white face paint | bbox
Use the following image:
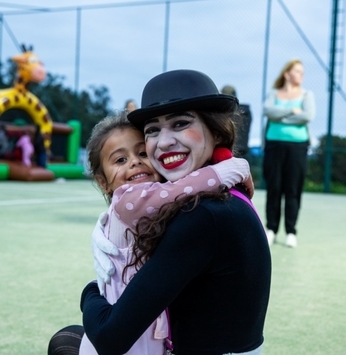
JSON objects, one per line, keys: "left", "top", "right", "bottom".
{"left": 144, "top": 111, "right": 216, "bottom": 182}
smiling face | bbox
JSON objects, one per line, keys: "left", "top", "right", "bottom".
{"left": 96, "top": 127, "right": 162, "bottom": 194}
{"left": 143, "top": 111, "right": 217, "bottom": 182}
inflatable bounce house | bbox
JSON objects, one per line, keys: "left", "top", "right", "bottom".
{"left": 0, "top": 46, "right": 84, "bottom": 181}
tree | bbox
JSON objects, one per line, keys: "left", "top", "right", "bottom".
{"left": 32, "top": 75, "right": 112, "bottom": 146}
{"left": 307, "top": 134, "right": 346, "bottom": 185}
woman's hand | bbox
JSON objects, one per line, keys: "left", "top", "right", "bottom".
{"left": 92, "top": 212, "right": 119, "bottom": 295}
{"left": 292, "top": 107, "right": 302, "bottom": 114}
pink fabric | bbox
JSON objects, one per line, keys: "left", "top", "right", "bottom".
{"left": 230, "top": 188, "right": 261, "bottom": 219}
{"left": 113, "top": 166, "right": 222, "bottom": 228}
{"left": 80, "top": 217, "right": 167, "bottom": 355}
{"left": 16, "top": 135, "right": 34, "bottom": 166}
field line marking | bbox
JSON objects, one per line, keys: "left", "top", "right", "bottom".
{"left": 0, "top": 196, "right": 100, "bottom": 206}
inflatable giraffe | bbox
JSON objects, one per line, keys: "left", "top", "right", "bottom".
{"left": 0, "top": 46, "right": 53, "bottom": 148}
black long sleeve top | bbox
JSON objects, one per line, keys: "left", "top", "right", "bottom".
{"left": 81, "top": 192, "right": 271, "bottom": 355}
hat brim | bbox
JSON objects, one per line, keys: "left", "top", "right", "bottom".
{"left": 127, "top": 94, "right": 238, "bottom": 130}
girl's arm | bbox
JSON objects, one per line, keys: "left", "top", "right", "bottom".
{"left": 112, "top": 157, "right": 251, "bottom": 228}
{"left": 91, "top": 158, "right": 252, "bottom": 292}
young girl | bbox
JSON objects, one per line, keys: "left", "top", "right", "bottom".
{"left": 16, "top": 131, "right": 34, "bottom": 166}
{"left": 80, "top": 112, "right": 252, "bottom": 355}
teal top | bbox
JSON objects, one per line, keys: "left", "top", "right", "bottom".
{"left": 266, "top": 97, "right": 308, "bottom": 142}
{"left": 263, "top": 89, "right": 316, "bottom": 143}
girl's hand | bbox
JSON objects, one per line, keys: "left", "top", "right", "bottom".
{"left": 242, "top": 174, "right": 254, "bottom": 199}
{"left": 92, "top": 212, "right": 119, "bottom": 295}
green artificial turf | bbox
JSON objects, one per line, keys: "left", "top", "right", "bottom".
{"left": 252, "top": 191, "right": 346, "bottom": 354}
{"left": 0, "top": 180, "right": 104, "bottom": 354}
{"left": 0, "top": 181, "right": 345, "bottom": 354}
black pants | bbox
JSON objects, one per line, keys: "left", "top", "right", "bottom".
{"left": 47, "top": 325, "right": 84, "bottom": 355}
{"left": 263, "top": 140, "right": 308, "bottom": 235}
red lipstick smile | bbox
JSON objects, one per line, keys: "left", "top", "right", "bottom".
{"left": 159, "top": 152, "right": 188, "bottom": 170}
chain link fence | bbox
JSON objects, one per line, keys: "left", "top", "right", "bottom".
{"left": 0, "top": 0, "right": 345, "bottom": 190}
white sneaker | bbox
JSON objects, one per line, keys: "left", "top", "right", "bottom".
{"left": 285, "top": 233, "right": 297, "bottom": 248}
{"left": 266, "top": 230, "right": 276, "bottom": 245}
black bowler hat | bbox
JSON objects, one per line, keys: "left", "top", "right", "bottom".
{"left": 127, "top": 69, "right": 239, "bottom": 129}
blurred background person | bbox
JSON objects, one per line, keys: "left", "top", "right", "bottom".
{"left": 262, "top": 59, "right": 315, "bottom": 248}
{"left": 0, "top": 123, "right": 10, "bottom": 157}
{"left": 124, "top": 99, "right": 137, "bottom": 113}
{"left": 33, "top": 124, "right": 47, "bottom": 168}
{"left": 15, "top": 130, "right": 34, "bottom": 167}
{"left": 221, "top": 85, "right": 252, "bottom": 158}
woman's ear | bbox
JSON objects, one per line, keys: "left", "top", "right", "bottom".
{"left": 214, "top": 134, "right": 222, "bottom": 146}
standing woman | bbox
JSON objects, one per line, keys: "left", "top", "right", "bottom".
{"left": 263, "top": 59, "right": 316, "bottom": 247}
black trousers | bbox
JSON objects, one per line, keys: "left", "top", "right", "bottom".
{"left": 263, "top": 140, "right": 309, "bottom": 235}
{"left": 47, "top": 325, "right": 84, "bottom": 355}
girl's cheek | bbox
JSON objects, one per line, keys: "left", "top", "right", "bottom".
{"left": 144, "top": 139, "right": 154, "bottom": 153}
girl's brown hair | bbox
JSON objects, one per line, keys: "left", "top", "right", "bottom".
{"left": 86, "top": 111, "right": 136, "bottom": 205}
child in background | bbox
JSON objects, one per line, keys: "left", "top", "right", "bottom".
{"left": 16, "top": 131, "right": 34, "bottom": 166}
{"left": 50, "top": 112, "right": 253, "bottom": 355}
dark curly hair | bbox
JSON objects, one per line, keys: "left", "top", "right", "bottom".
{"left": 124, "top": 185, "right": 229, "bottom": 274}
{"left": 123, "top": 109, "right": 238, "bottom": 279}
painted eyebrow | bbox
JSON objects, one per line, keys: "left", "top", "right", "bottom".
{"left": 144, "top": 111, "right": 195, "bottom": 125}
